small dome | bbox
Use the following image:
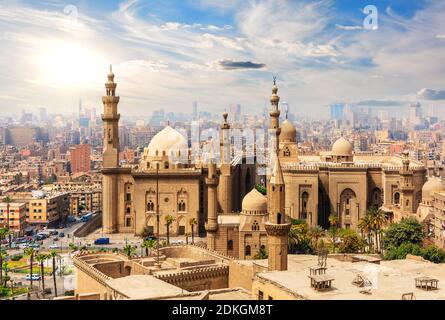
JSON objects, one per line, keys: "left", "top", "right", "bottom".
{"left": 280, "top": 119, "right": 296, "bottom": 143}
{"left": 147, "top": 126, "right": 187, "bottom": 157}
{"left": 422, "top": 177, "right": 444, "bottom": 201}
{"left": 332, "top": 137, "right": 353, "bottom": 156}
{"left": 242, "top": 188, "right": 267, "bottom": 213}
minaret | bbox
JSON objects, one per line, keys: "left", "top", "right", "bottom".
{"left": 269, "top": 77, "right": 281, "bottom": 158}
{"left": 265, "top": 79, "right": 291, "bottom": 271}
{"left": 218, "top": 112, "right": 232, "bottom": 213}
{"left": 400, "top": 150, "right": 415, "bottom": 213}
{"left": 102, "top": 66, "right": 120, "bottom": 233}
{"left": 205, "top": 157, "right": 219, "bottom": 250}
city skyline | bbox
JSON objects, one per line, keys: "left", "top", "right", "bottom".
{"left": 0, "top": 0, "right": 445, "bottom": 117}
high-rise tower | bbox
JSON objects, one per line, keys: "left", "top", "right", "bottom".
{"left": 102, "top": 66, "right": 120, "bottom": 233}
{"left": 265, "top": 80, "right": 291, "bottom": 271}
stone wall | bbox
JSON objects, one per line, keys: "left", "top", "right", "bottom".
{"left": 74, "top": 213, "right": 102, "bottom": 237}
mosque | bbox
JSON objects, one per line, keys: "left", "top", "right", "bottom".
{"left": 101, "top": 68, "right": 428, "bottom": 260}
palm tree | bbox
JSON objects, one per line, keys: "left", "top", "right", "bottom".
{"left": 0, "top": 227, "right": 10, "bottom": 286}
{"left": 308, "top": 226, "right": 325, "bottom": 250}
{"left": 189, "top": 218, "right": 197, "bottom": 244}
{"left": 0, "top": 251, "right": 8, "bottom": 287}
{"left": 2, "top": 196, "right": 12, "bottom": 248}
{"left": 328, "top": 213, "right": 339, "bottom": 253}
{"left": 141, "top": 239, "right": 156, "bottom": 256}
{"left": 36, "top": 252, "right": 48, "bottom": 293}
{"left": 358, "top": 214, "right": 373, "bottom": 252}
{"left": 164, "top": 215, "right": 176, "bottom": 245}
{"left": 371, "top": 207, "right": 388, "bottom": 253}
{"left": 48, "top": 250, "right": 59, "bottom": 297}
{"left": 123, "top": 244, "right": 137, "bottom": 258}
{"left": 24, "top": 248, "right": 36, "bottom": 290}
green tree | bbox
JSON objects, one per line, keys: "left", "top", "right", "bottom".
{"left": 24, "top": 248, "right": 36, "bottom": 290}
{"left": 308, "top": 225, "right": 325, "bottom": 250}
{"left": 384, "top": 242, "right": 422, "bottom": 260}
{"left": 141, "top": 239, "right": 156, "bottom": 256}
{"left": 68, "top": 243, "right": 78, "bottom": 252}
{"left": 328, "top": 213, "right": 339, "bottom": 253}
{"left": 255, "top": 184, "right": 267, "bottom": 195}
{"left": 189, "top": 218, "right": 197, "bottom": 244}
{"left": 2, "top": 197, "right": 13, "bottom": 247}
{"left": 358, "top": 214, "right": 374, "bottom": 252}
{"left": 0, "top": 228, "right": 10, "bottom": 285}
{"left": 367, "top": 206, "right": 388, "bottom": 252}
{"left": 421, "top": 245, "right": 445, "bottom": 263}
{"left": 383, "top": 217, "right": 424, "bottom": 249}
{"left": 288, "top": 220, "right": 314, "bottom": 254}
{"left": 123, "top": 244, "right": 137, "bottom": 258}
{"left": 164, "top": 215, "right": 176, "bottom": 245}
{"left": 338, "top": 229, "right": 366, "bottom": 253}
{"left": 36, "top": 252, "right": 49, "bottom": 293}
{"left": 254, "top": 247, "right": 268, "bottom": 259}
{"left": 48, "top": 250, "right": 59, "bottom": 297}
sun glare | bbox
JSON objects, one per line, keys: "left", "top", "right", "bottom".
{"left": 36, "top": 41, "right": 105, "bottom": 88}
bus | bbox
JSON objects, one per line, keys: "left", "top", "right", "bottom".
{"left": 80, "top": 212, "right": 93, "bottom": 222}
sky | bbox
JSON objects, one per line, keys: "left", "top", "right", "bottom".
{"left": 0, "top": 0, "right": 444, "bottom": 118}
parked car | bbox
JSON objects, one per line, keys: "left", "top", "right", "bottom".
{"left": 26, "top": 274, "right": 41, "bottom": 281}
{"left": 18, "top": 243, "right": 29, "bottom": 249}
{"left": 94, "top": 238, "right": 110, "bottom": 245}
{"left": 28, "top": 243, "right": 40, "bottom": 249}
{"left": 49, "top": 243, "right": 59, "bottom": 249}
{"left": 59, "top": 232, "right": 65, "bottom": 238}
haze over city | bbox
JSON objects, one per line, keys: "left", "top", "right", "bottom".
{"left": 0, "top": 0, "right": 445, "bottom": 117}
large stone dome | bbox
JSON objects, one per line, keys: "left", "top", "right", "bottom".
{"left": 332, "top": 137, "right": 353, "bottom": 156}
{"left": 242, "top": 188, "right": 267, "bottom": 214}
{"left": 147, "top": 126, "right": 188, "bottom": 157}
{"left": 280, "top": 119, "right": 296, "bottom": 143}
{"left": 422, "top": 177, "right": 444, "bottom": 201}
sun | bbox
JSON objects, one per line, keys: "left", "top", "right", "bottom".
{"left": 36, "top": 40, "right": 106, "bottom": 88}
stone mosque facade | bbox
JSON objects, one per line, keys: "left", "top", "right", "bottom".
{"left": 101, "top": 68, "right": 428, "bottom": 260}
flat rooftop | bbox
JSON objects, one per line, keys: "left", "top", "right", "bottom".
{"left": 254, "top": 255, "right": 445, "bottom": 300}
{"left": 106, "top": 275, "right": 185, "bottom": 300}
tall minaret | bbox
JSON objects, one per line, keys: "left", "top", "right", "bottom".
{"left": 205, "top": 158, "right": 219, "bottom": 250}
{"left": 400, "top": 150, "right": 415, "bottom": 213}
{"left": 218, "top": 112, "right": 232, "bottom": 213}
{"left": 102, "top": 66, "right": 120, "bottom": 233}
{"left": 265, "top": 79, "right": 291, "bottom": 271}
{"left": 269, "top": 77, "right": 281, "bottom": 158}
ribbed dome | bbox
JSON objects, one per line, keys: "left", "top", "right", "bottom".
{"left": 422, "top": 177, "right": 444, "bottom": 201}
{"left": 147, "top": 126, "right": 187, "bottom": 157}
{"left": 242, "top": 188, "right": 267, "bottom": 213}
{"left": 280, "top": 119, "right": 296, "bottom": 142}
{"left": 332, "top": 137, "right": 353, "bottom": 156}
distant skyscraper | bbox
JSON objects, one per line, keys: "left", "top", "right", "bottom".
{"left": 192, "top": 101, "right": 198, "bottom": 120}
{"left": 330, "top": 103, "right": 344, "bottom": 120}
{"left": 230, "top": 104, "right": 241, "bottom": 122}
{"left": 39, "top": 107, "right": 47, "bottom": 122}
{"left": 409, "top": 102, "right": 422, "bottom": 127}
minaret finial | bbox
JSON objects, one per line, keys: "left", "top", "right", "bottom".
{"left": 110, "top": 64, "right": 112, "bottom": 72}
{"left": 273, "top": 76, "right": 277, "bottom": 86}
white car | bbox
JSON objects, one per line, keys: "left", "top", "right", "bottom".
{"left": 49, "top": 243, "right": 59, "bottom": 249}
{"left": 19, "top": 243, "right": 29, "bottom": 249}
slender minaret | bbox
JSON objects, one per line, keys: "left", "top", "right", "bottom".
{"left": 265, "top": 79, "right": 291, "bottom": 271}
{"left": 400, "top": 150, "right": 415, "bottom": 213}
{"left": 205, "top": 157, "right": 219, "bottom": 250}
{"left": 269, "top": 77, "right": 281, "bottom": 158}
{"left": 218, "top": 112, "right": 232, "bottom": 213}
{"left": 102, "top": 66, "right": 120, "bottom": 233}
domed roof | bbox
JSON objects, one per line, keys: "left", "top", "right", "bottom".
{"left": 147, "top": 126, "right": 188, "bottom": 157}
{"left": 280, "top": 119, "right": 296, "bottom": 142}
{"left": 332, "top": 137, "right": 353, "bottom": 156}
{"left": 422, "top": 177, "right": 444, "bottom": 201}
{"left": 242, "top": 188, "right": 267, "bottom": 213}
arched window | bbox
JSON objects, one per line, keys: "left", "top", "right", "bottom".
{"left": 147, "top": 200, "right": 155, "bottom": 212}
{"left": 394, "top": 192, "right": 400, "bottom": 205}
{"left": 227, "top": 240, "right": 233, "bottom": 250}
{"left": 252, "top": 221, "right": 259, "bottom": 231}
{"left": 245, "top": 245, "right": 251, "bottom": 256}
{"left": 126, "top": 207, "right": 131, "bottom": 214}
{"left": 125, "top": 216, "right": 131, "bottom": 227}
{"left": 283, "top": 147, "right": 291, "bottom": 157}
{"left": 178, "top": 200, "right": 186, "bottom": 212}
{"left": 277, "top": 213, "right": 282, "bottom": 224}
{"left": 301, "top": 192, "right": 309, "bottom": 219}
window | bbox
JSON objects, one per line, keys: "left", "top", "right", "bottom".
{"left": 227, "top": 240, "right": 233, "bottom": 250}
{"left": 277, "top": 213, "right": 282, "bottom": 224}
{"left": 252, "top": 221, "right": 259, "bottom": 231}
{"left": 258, "top": 291, "right": 264, "bottom": 300}
{"left": 245, "top": 245, "right": 251, "bottom": 256}
{"left": 125, "top": 217, "right": 131, "bottom": 227}
{"left": 126, "top": 207, "right": 131, "bottom": 214}
{"left": 394, "top": 192, "right": 400, "bottom": 205}
{"left": 345, "top": 209, "right": 350, "bottom": 216}
{"left": 147, "top": 200, "right": 155, "bottom": 212}
{"left": 126, "top": 193, "right": 131, "bottom": 201}
{"left": 178, "top": 200, "right": 186, "bottom": 212}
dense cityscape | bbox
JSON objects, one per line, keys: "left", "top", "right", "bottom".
{"left": 1, "top": 0, "right": 445, "bottom": 310}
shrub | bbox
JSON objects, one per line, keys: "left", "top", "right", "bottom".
{"left": 255, "top": 184, "right": 267, "bottom": 195}
{"left": 384, "top": 242, "right": 423, "bottom": 260}
{"left": 10, "top": 254, "right": 23, "bottom": 261}
{"left": 421, "top": 245, "right": 445, "bottom": 263}
{"left": 338, "top": 229, "right": 366, "bottom": 253}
